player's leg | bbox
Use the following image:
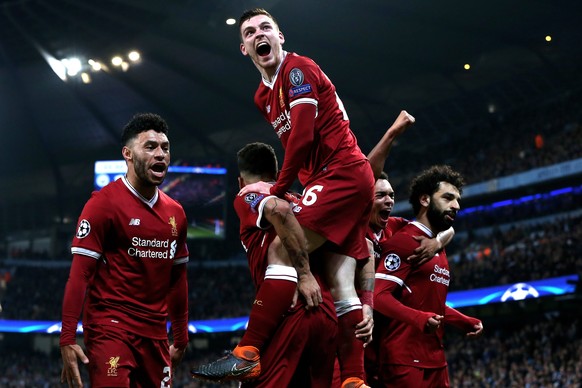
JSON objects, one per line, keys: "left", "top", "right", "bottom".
{"left": 324, "top": 252, "right": 368, "bottom": 387}
{"left": 134, "top": 336, "right": 172, "bottom": 388}
{"left": 235, "top": 236, "right": 298, "bottom": 357}
{"left": 84, "top": 327, "right": 136, "bottom": 387}
{"left": 191, "top": 236, "right": 297, "bottom": 382}
{"left": 240, "top": 308, "right": 309, "bottom": 388}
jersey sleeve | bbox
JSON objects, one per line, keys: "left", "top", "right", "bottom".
{"left": 269, "top": 57, "right": 321, "bottom": 197}
{"left": 167, "top": 262, "right": 189, "bottom": 348}
{"left": 234, "top": 192, "right": 278, "bottom": 229}
{"left": 444, "top": 305, "right": 481, "bottom": 332}
{"left": 60, "top": 255, "right": 98, "bottom": 346}
{"left": 270, "top": 103, "right": 317, "bottom": 197}
{"left": 70, "top": 191, "right": 111, "bottom": 259}
{"left": 174, "top": 203, "right": 189, "bottom": 265}
{"left": 374, "top": 232, "right": 434, "bottom": 332}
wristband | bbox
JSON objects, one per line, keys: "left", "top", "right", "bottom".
{"left": 359, "top": 290, "right": 374, "bottom": 309}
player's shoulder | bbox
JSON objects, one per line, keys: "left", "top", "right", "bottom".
{"left": 88, "top": 178, "right": 122, "bottom": 203}
{"left": 283, "top": 52, "right": 319, "bottom": 72}
{"left": 234, "top": 192, "right": 269, "bottom": 213}
{"left": 383, "top": 224, "right": 418, "bottom": 250}
{"left": 157, "top": 189, "right": 183, "bottom": 208}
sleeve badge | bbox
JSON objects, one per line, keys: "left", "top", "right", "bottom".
{"left": 384, "top": 253, "right": 401, "bottom": 271}
{"left": 289, "top": 68, "right": 304, "bottom": 86}
{"left": 76, "top": 219, "right": 91, "bottom": 239}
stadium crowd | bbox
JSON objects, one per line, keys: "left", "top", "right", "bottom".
{"left": 387, "top": 89, "right": 582, "bottom": 196}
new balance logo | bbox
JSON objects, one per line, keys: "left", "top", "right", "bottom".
{"left": 129, "top": 218, "right": 141, "bottom": 226}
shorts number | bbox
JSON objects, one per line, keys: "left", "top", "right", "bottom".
{"left": 160, "top": 366, "right": 171, "bottom": 388}
{"left": 302, "top": 185, "right": 323, "bottom": 206}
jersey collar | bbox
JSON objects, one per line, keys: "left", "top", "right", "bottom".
{"left": 121, "top": 175, "right": 159, "bottom": 208}
{"left": 261, "top": 50, "right": 288, "bottom": 89}
{"left": 410, "top": 221, "right": 434, "bottom": 238}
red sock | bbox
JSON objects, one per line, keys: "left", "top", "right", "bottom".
{"left": 239, "top": 276, "right": 296, "bottom": 351}
{"left": 337, "top": 308, "right": 365, "bottom": 381}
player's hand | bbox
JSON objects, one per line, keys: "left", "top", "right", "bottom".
{"left": 425, "top": 314, "right": 444, "bottom": 334}
{"left": 238, "top": 181, "right": 273, "bottom": 196}
{"left": 466, "top": 321, "right": 484, "bottom": 338}
{"left": 297, "top": 272, "right": 322, "bottom": 309}
{"left": 291, "top": 287, "right": 299, "bottom": 309}
{"left": 283, "top": 192, "right": 301, "bottom": 205}
{"left": 387, "top": 110, "right": 416, "bottom": 137}
{"left": 170, "top": 344, "right": 186, "bottom": 370}
{"left": 61, "top": 344, "right": 89, "bottom": 388}
{"left": 355, "top": 304, "right": 374, "bottom": 347}
{"left": 407, "top": 235, "right": 441, "bottom": 265}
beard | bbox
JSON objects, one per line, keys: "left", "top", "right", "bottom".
{"left": 134, "top": 157, "right": 165, "bottom": 187}
{"left": 426, "top": 201, "right": 455, "bottom": 232}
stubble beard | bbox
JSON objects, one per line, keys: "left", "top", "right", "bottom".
{"left": 427, "top": 201, "right": 454, "bottom": 233}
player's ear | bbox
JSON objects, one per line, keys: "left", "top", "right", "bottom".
{"left": 240, "top": 42, "right": 248, "bottom": 56}
{"left": 238, "top": 176, "right": 245, "bottom": 190}
{"left": 279, "top": 30, "right": 285, "bottom": 45}
{"left": 122, "top": 146, "right": 132, "bottom": 162}
{"left": 420, "top": 194, "right": 430, "bottom": 208}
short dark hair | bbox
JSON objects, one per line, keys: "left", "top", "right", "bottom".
{"left": 378, "top": 171, "right": 389, "bottom": 182}
{"left": 408, "top": 165, "right": 465, "bottom": 215}
{"left": 121, "top": 113, "right": 169, "bottom": 146}
{"left": 238, "top": 8, "right": 279, "bottom": 38}
{"left": 237, "top": 142, "right": 278, "bottom": 180}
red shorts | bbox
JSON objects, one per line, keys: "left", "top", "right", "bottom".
{"left": 380, "top": 364, "right": 450, "bottom": 388}
{"left": 295, "top": 158, "right": 374, "bottom": 260}
{"left": 242, "top": 305, "right": 338, "bottom": 388}
{"left": 84, "top": 326, "right": 171, "bottom": 387}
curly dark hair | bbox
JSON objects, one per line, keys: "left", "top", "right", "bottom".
{"left": 408, "top": 165, "right": 465, "bottom": 215}
{"left": 121, "top": 113, "right": 169, "bottom": 146}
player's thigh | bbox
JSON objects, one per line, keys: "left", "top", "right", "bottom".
{"left": 323, "top": 252, "right": 357, "bottom": 290}
{"left": 84, "top": 327, "right": 136, "bottom": 387}
{"left": 133, "top": 337, "right": 172, "bottom": 388}
{"left": 242, "top": 310, "right": 310, "bottom": 388}
{"left": 294, "top": 161, "right": 373, "bottom": 250}
{"left": 305, "top": 310, "right": 338, "bottom": 387}
{"left": 303, "top": 226, "right": 327, "bottom": 253}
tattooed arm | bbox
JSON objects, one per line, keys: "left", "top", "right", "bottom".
{"left": 264, "top": 196, "right": 322, "bottom": 308}
{"left": 354, "top": 239, "right": 375, "bottom": 345}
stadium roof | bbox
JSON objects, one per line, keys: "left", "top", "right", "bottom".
{"left": 0, "top": 0, "right": 581, "bottom": 226}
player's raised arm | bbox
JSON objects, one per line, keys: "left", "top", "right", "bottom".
{"left": 367, "top": 110, "right": 415, "bottom": 179}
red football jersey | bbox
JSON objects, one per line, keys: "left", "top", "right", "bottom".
{"left": 366, "top": 216, "right": 409, "bottom": 266}
{"left": 234, "top": 192, "right": 279, "bottom": 288}
{"left": 253, "top": 51, "right": 366, "bottom": 192}
{"left": 234, "top": 191, "right": 336, "bottom": 320}
{"left": 71, "top": 176, "right": 189, "bottom": 340}
{"left": 374, "top": 221, "right": 450, "bottom": 368}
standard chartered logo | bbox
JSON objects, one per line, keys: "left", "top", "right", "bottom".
{"left": 271, "top": 111, "right": 291, "bottom": 138}
{"left": 430, "top": 264, "right": 450, "bottom": 286}
{"left": 128, "top": 237, "right": 177, "bottom": 259}
{"left": 170, "top": 240, "right": 177, "bottom": 259}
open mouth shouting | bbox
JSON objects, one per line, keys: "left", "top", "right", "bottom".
{"left": 379, "top": 209, "right": 391, "bottom": 224}
{"left": 256, "top": 41, "right": 271, "bottom": 57}
{"left": 150, "top": 162, "right": 167, "bottom": 179}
